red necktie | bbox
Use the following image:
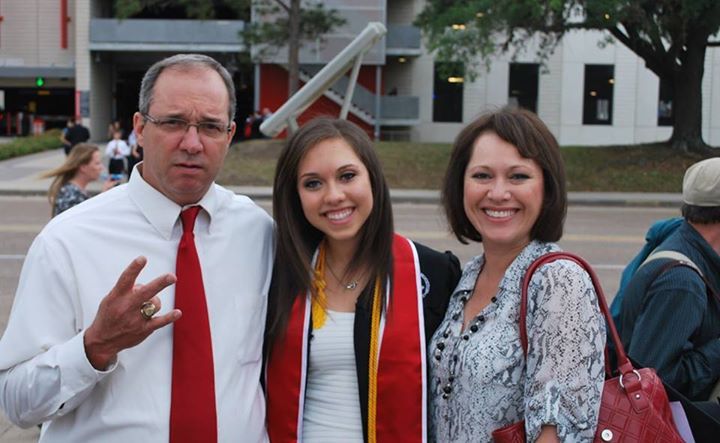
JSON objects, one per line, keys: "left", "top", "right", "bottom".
{"left": 170, "top": 206, "right": 217, "bottom": 442}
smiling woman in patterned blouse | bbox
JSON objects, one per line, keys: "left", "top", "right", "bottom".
{"left": 430, "top": 107, "right": 606, "bottom": 442}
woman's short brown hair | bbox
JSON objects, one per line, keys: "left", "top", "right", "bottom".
{"left": 442, "top": 107, "right": 567, "bottom": 244}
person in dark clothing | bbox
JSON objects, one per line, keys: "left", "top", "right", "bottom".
{"left": 66, "top": 116, "right": 91, "bottom": 150}
{"left": 617, "top": 158, "right": 720, "bottom": 402}
{"left": 126, "top": 128, "right": 143, "bottom": 177}
{"left": 60, "top": 118, "right": 74, "bottom": 156}
{"left": 250, "top": 111, "right": 262, "bottom": 139}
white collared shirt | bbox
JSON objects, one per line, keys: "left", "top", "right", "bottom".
{"left": 0, "top": 169, "right": 274, "bottom": 442}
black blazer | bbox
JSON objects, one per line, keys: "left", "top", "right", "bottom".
{"left": 353, "top": 240, "right": 461, "bottom": 442}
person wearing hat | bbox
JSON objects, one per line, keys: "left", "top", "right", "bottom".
{"left": 616, "top": 157, "right": 720, "bottom": 404}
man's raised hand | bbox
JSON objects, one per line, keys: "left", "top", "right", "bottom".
{"left": 83, "top": 257, "right": 181, "bottom": 370}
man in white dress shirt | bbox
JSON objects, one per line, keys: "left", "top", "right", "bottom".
{"left": 0, "top": 54, "right": 274, "bottom": 442}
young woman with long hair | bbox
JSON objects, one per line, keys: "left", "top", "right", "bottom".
{"left": 265, "top": 118, "right": 461, "bottom": 442}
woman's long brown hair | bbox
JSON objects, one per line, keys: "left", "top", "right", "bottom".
{"left": 266, "top": 118, "right": 394, "bottom": 355}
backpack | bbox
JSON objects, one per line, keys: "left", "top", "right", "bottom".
{"left": 610, "top": 217, "right": 683, "bottom": 323}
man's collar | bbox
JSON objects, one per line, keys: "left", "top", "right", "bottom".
{"left": 128, "top": 165, "right": 219, "bottom": 240}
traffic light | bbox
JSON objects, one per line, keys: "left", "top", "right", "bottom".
{"left": 35, "top": 77, "right": 45, "bottom": 87}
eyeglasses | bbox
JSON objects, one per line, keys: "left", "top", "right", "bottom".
{"left": 142, "top": 113, "right": 231, "bottom": 139}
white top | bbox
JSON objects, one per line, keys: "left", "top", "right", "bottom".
{"left": 302, "top": 310, "right": 364, "bottom": 442}
{"left": 0, "top": 169, "right": 274, "bottom": 442}
{"left": 105, "top": 139, "right": 131, "bottom": 159}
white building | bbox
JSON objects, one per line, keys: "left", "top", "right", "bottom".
{"left": 407, "top": 26, "right": 720, "bottom": 146}
{"left": 1, "top": 0, "right": 718, "bottom": 146}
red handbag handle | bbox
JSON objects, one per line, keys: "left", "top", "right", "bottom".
{"left": 519, "top": 251, "right": 635, "bottom": 377}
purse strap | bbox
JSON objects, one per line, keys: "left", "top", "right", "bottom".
{"left": 519, "top": 251, "right": 636, "bottom": 377}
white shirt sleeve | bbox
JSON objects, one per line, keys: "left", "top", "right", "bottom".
{"left": 0, "top": 234, "right": 115, "bottom": 428}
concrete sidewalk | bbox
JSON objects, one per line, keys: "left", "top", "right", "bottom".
{"left": 0, "top": 148, "right": 683, "bottom": 207}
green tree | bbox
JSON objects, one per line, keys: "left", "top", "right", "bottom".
{"left": 114, "top": 0, "right": 237, "bottom": 20}
{"left": 114, "top": 0, "right": 345, "bottom": 99}
{"left": 416, "top": 0, "right": 720, "bottom": 153}
{"left": 245, "top": 0, "right": 346, "bottom": 98}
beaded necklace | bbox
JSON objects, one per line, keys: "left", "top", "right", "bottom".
{"left": 432, "top": 289, "right": 498, "bottom": 399}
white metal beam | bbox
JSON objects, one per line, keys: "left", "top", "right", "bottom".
{"left": 260, "top": 22, "right": 387, "bottom": 137}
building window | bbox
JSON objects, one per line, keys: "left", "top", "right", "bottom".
{"left": 508, "top": 63, "right": 539, "bottom": 113}
{"left": 433, "top": 63, "right": 463, "bottom": 122}
{"left": 583, "top": 64, "right": 614, "bottom": 125}
{"left": 658, "top": 78, "right": 673, "bottom": 127}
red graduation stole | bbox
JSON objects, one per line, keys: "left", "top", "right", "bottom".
{"left": 265, "top": 234, "right": 426, "bottom": 442}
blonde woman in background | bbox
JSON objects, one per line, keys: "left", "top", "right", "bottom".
{"left": 40, "top": 143, "right": 118, "bottom": 216}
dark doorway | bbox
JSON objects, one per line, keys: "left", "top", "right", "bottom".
{"left": 433, "top": 62, "right": 464, "bottom": 123}
{"left": 509, "top": 63, "right": 539, "bottom": 113}
{"left": 1, "top": 87, "right": 74, "bottom": 129}
{"left": 583, "top": 64, "right": 614, "bottom": 125}
{"left": 115, "top": 71, "right": 144, "bottom": 134}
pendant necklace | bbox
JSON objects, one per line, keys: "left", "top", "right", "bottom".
{"left": 326, "top": 261, "right": 359, "bottom": 290}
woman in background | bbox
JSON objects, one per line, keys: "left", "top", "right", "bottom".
{"left": 265, "top": 118, "right": 461, "bottom": 442}
{"left": 429, "top": 108, "right": 605, "bottom": 442}
{"left": 41, "top": 143, "right": 117, "bottom": 216}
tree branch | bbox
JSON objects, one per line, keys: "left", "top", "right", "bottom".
{"left": 607, "top": 25, "right": 667, "bottom": 77}
{"left": 708, "top": 41, "right": 720, "bottom": 47}
{"left": 272, "top": 0, "right": 289, "bottom": 13}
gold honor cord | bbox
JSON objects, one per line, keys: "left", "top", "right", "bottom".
{"left": 311, "top": 244, "right": 329, "bottom": 330}
{"left": 367, "top": 277, "right": 382, "bottom": 443}
{"left": 312, "top": 241, "right": 381, "bottom": 443}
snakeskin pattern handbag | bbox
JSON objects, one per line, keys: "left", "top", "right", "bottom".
{"left": 492, "top": 252, "right": 684, "bottom": 443}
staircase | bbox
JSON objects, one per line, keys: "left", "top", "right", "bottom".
{"left": 297, "top": 64, "right": 419, "bottom": 126}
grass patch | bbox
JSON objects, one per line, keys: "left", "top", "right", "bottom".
{"left": 219, "top": 139, "right": 284, "bottom": 186}
{"left": 0, "top": 130, "right": 63, "bottom": 161}
{"left": 562, "top": 143, "right": 708, "bottom": 192}
{"left": 218, "top": 139, "right": 713, "bottom": 192}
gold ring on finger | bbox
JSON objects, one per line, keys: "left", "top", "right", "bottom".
{"left": 140, "top": 301, "right": 158, "bottom": 320}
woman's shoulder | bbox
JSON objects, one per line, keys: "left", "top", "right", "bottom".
{"left": 409, "top": 240, "right": 461, "bottom": 276}
{"left": 57, "top": 182, "right": 82, "bottom": 196}
{"left": 503, "top": 241, "right": 559, "bottom": 281}
{"left": 530, "top": 246, "right": 591, "bottom": 280}
{"left": 524, "top": 247, "right": 600, "bottom": 308}
{"left": 411, "top": 240, "right": 458, "bottom": 263}
{"left": 406, "top": 239, "right": 461, "bottom": 293}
